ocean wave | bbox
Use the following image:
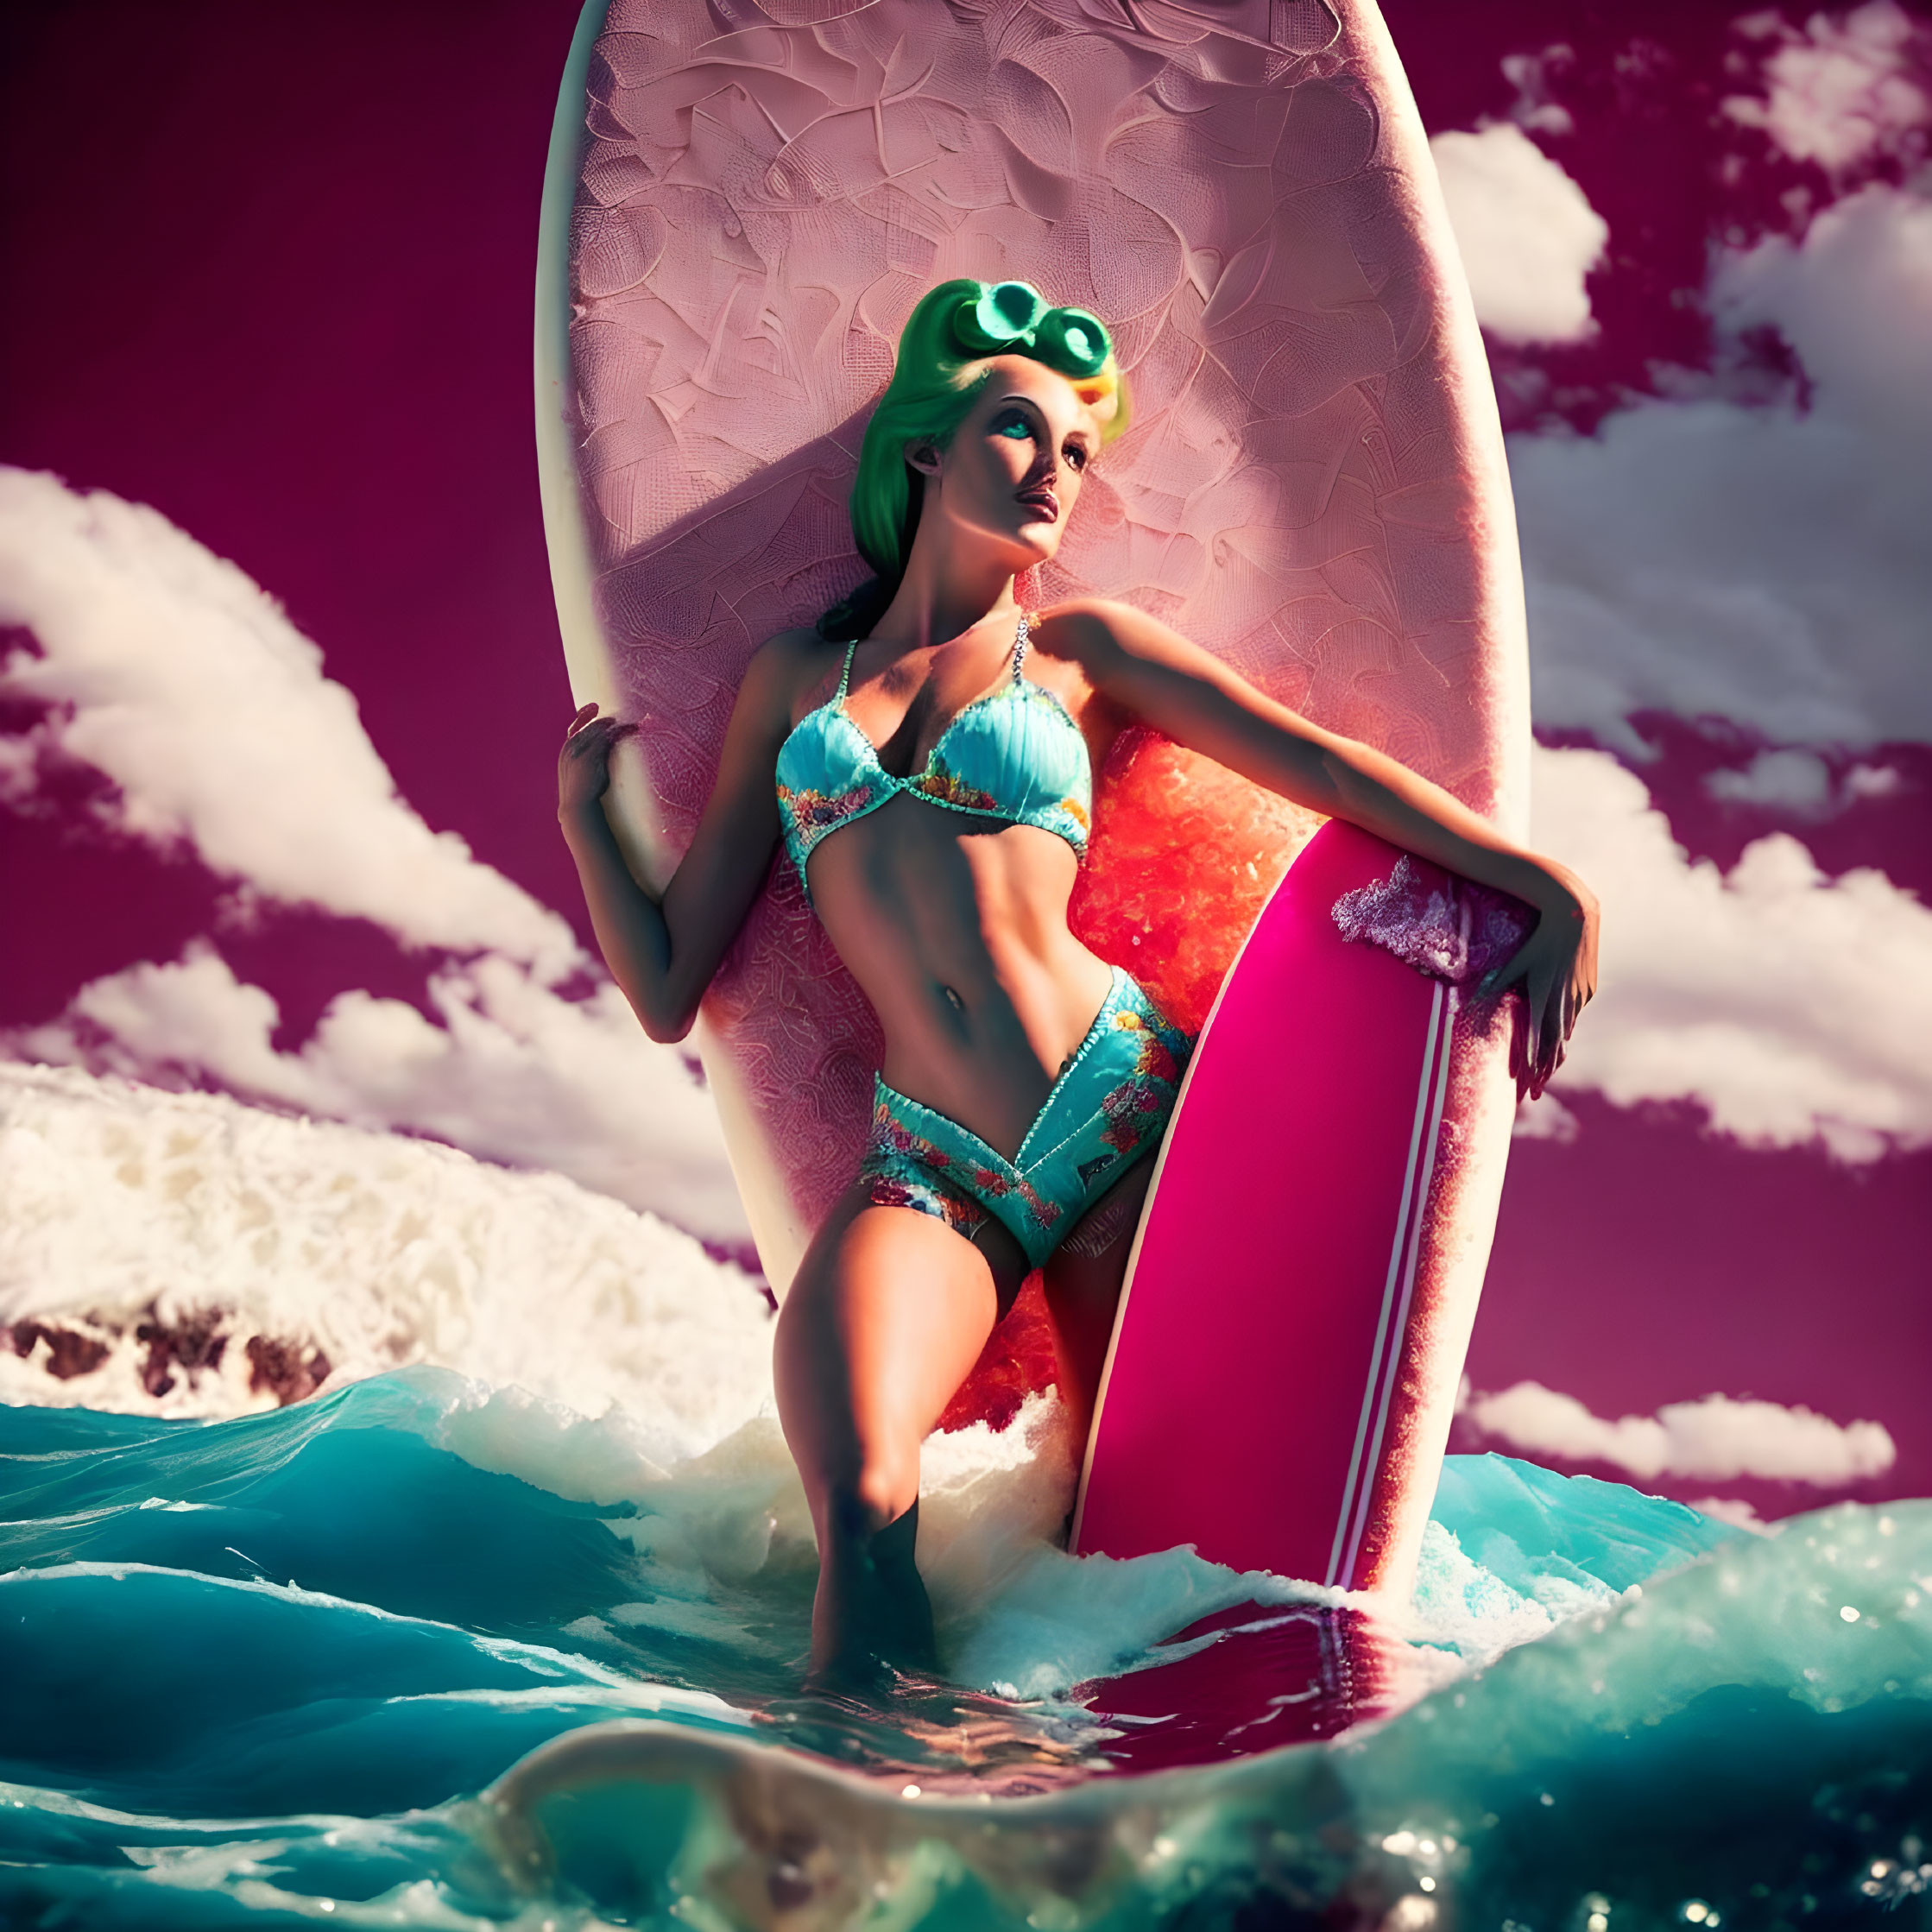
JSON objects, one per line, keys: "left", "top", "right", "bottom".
{"left": 0, "top": 1367, "right": 1924, "bottom": 1928}
{"left": 3, "top": 1066, "right": 1929, "bottom": 1927}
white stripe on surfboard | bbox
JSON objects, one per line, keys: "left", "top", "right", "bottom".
{"left": 1334, "top": 984, "right": 1457, "bottom": 1590}
{"left": 1321, "top": 981, "right": 1443, "bottom": 1587}
{"left": 1336, "top": 984, "right": 1455, "bottom": 1590}
{"left": 1323, "top": 980, "right": 1453, "bottom": 1589}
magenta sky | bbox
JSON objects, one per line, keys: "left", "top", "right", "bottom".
{"left": 3, "top": 0, "right": 1928, "bottom": 1517}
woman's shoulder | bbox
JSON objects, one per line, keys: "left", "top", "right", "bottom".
{"left": 737, "top": 626, "right": 854, "bottom": 737}
{"left": 1034, "top": 596, "right": 1132, "bottom": 630}
{"left": 742, "top": 626, "right": 843, "bottom": 713}
{"left": 1032, "top": 597, "right": 1171, "bottom": 663}
{"left": 749, "top": 625, "right": 830, "bottom": 672}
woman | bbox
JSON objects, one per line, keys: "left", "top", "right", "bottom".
{"left": 559, "top": 279, "right": 1598, "bottom": 1686}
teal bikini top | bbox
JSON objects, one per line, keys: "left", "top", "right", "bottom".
{"left": 775, "top": 613, "right": 1092, "bottom": 900}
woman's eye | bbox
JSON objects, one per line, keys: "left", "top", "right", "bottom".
{"left": 994, "top": 415, "right": 1032, "bottom": 441}
{"left": 1064, "top": 445, "right": 1088, "bottom": 471}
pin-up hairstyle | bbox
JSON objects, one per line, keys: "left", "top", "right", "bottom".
{"left": 818, "top": 279, "right": 1130, "bottom": 640}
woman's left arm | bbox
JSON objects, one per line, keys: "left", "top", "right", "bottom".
{"left": 1051, "top": 600, "right": 1598, "bottom": 1097}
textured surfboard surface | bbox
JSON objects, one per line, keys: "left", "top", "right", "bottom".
{"left": 1071, "top": 821, "right": 1511, "bottom": 1598}
{"left": 536, "top": 0, "right": 1529, "bottom": 1334}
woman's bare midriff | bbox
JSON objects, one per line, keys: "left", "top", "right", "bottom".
{"left": 802, "top": 789, "right": 1113, "bottom": 1161}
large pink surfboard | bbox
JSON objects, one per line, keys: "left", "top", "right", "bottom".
{"left": 537, "top": 0, "right": 1528, "bottom": 1548}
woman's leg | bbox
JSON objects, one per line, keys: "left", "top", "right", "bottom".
{"left": 773, "top": 1186, "right": 1027, "bottom": 1686}
{"left": 1039, "top": 1152, "right": 1157, "bottom": 1444}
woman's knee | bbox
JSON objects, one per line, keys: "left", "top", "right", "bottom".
{"left": 824, "top": 1449, "right": 919, "bottom": 1544}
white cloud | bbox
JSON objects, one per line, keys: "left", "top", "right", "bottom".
{"left": 1726, "top": 2, "right": 1930, "bottom": 174}
{"left": 1500, "top": 45, "right": 1576, "bottom": 137}
{"left": 1518, "top": 396, "right": 1932, "bottom": 756}
{"left": 1512, "top": 1091, "right": 1580, "bottom": 1142}
{"left": 1430, "top": 123, "right": 1607, "bottom": 344}
{"left": 1536, "top": 744, "right": 1932, "bottom": 1160}
{"left": 1702, "top": 749, "right": 1902, "bottom": 816}
{"left": 1468, "top": 1380, "right": 1897, "bottom": 1487}
{"left": 1714, "top": 182, "right": 1932, "bottom": 434}
{"left": 1846, "top": 761, "right": 1905, "bottom": 801}
{"left": 1689, "top": 1496, "right": 1775, "bottom": 1536}
{"left": 0, "top": 468, "right": 574, "bottom": 974}
{"left": 1516, "top": 193, "right": 1932, "bottom": 756}
{"left": 0, "top": 468, "right": 744, "bottom": 1240}
{"left": 1705, "top": 748, "right": 1834, "bottom": 814}
{"left": 14, "top": 944, "right": 748, "bottom": 1241}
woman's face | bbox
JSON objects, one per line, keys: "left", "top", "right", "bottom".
{"left": 912, "top": 357, "right": 1111, "bottom": 571}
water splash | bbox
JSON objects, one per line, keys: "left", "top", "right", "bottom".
{"left": 3, "top": 1068, "right": 1929, "bottom": 1926}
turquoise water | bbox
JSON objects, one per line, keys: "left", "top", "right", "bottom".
{"left": 3, "top": 1368, "right": 1927, "bottom": 1929}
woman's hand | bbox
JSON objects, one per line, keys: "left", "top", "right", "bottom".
{"left": 557, "top": 702, "right": 633, "bottom": 823}
{"left": 1474, "top": 861, "right": 1600, "bottom": 1102}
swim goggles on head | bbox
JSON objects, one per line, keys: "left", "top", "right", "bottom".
{"left": 950, "top": 281, "right": 1114, "bottom": 382}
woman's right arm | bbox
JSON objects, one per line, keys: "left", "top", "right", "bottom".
{"left": 557, "top": 633, "right": 805, "bottom": 1043}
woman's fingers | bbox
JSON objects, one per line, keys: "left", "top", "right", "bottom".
{"left": 569, "top": 716, "right": 636, "bottom": 751}
{"left": 1463, "top": 883, "right": 1596, "bottom": 1098}
{"left": 1517, "top": 915, "right": 1596, "bottom": 1097}
{"left": 1507, "top": 944, "right": 1563, "bottom": 1100}
{"left": 561, "top": 712, "right": 631, "bottom": 766}
{"left": 559, "top": 704, "right": 634, "bottom": 813}
{"left": 1527, "top": 968, "right": 1554, "bottom": 1098}
{"left": 1563, "top": 970, "right": 1589, "bottom": 1041}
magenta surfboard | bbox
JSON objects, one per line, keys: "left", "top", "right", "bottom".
{"left": 1073, "top": 823, "right": 1521, "bottom": 1598}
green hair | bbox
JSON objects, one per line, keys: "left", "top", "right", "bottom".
{"left": 819, "top": 278, "right": 1131, "bottom": 641}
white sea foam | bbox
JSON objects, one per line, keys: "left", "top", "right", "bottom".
{"left": 0, "top": 1064, "right": 1692, "bottom": 1705}
{"left": 0, "top": 1061, "right": 773, "bottom": 1456}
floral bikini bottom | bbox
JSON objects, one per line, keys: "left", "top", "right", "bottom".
{"left": 857, "top": 968, "right": 1193, "bottom": 1269}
